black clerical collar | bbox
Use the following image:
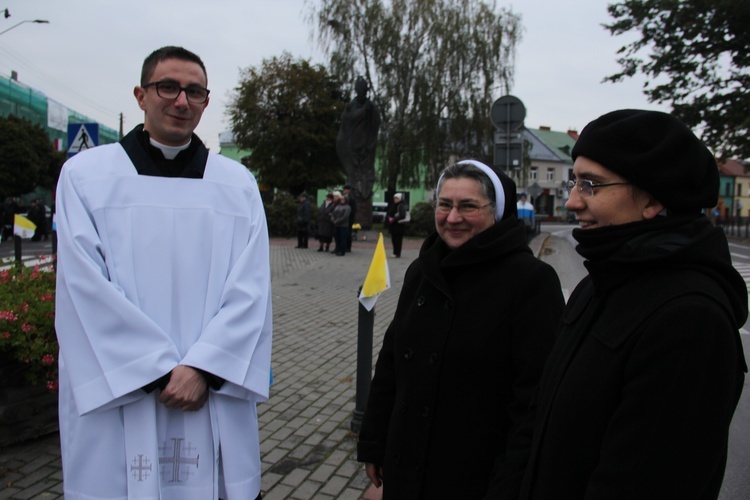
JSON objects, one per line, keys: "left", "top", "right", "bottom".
{"left": 119, "top": 124, "right": 208, "bottom": 178}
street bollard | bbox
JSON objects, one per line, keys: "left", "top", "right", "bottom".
{"left": 350, "top": 287, "right": 374, "bottom": 434}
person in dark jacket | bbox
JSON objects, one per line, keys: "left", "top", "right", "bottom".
{"left": 495, "top": 109, "right": 748, "bottom": 500}
{"left": 357, "top": 160, "right": 565, "bottom": 499}
{"left": 295, "top": 192, "right": 311, "bottom": 248}
{"left": 29, "top": 198, "right": 48, "bottom": 241}
{"left": 316, "top": 192, "right": 335, "bottom": 252}
{"left": 330, "top": 193, "right": 351, "bottom": 256}
{"left": 386, "top": 192, "right": 407, "bottom": 257}
{"left": 2, "top": 197, "right": 19, "bottom": 241}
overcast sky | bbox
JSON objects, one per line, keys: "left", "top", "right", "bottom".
{"left": 0, "top": 0, "right": 669, "bottom": 152}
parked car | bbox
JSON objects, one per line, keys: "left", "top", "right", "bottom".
{"left": 372, "top": 202, "right": 388, "bottom": 223}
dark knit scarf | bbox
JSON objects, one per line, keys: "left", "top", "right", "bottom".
{"left": 573, "top": 215, "right": 708, "bottom": 262}
{"left": 571, "top": 215, "right": 716, "bottom": 295}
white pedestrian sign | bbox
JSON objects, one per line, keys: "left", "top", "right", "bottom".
{"left": 67, "top": 123, "right": 99, "bottom": 157}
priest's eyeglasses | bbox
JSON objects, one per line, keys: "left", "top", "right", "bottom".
{"left": 566, "top": 179, "right": 630, "bottom": 198}
{"left": 435, "top": 201, "right": 492, "bottom": 215}
{"left": 143, "top": 80, "right": 210, "bottom": 104}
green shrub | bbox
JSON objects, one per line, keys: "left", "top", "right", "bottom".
{"left": 264, "top": 192, "right": 298, "bottom": 237}
{"left": 405, "top": 201, "right": 435, "bottom": 237}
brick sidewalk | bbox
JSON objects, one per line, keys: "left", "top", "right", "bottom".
{"left": 0, "top": 233, "right": 546, "bottom": 499}
{"left": 0, "top": 233, "right": 425, "bottom": 499}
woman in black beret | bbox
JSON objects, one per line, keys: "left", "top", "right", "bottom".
{"left": 492, "top": 109, "right": 747, "bottom": 499}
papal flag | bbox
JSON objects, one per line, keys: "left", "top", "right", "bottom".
{"left": 358, "top": 232, "right": 391, "bottom": 311}
{"left": 13, "top": 214, "right": 36, "bottom": 239}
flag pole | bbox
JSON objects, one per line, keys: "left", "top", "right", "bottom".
{"left": 14, "top": 234, "right": 21, "bottom": 264}
{"left": 351, "top": 233, "right": 389, "bottom": 433}
{"left": 350, "top": 285, "right": 374, "bottom": 434}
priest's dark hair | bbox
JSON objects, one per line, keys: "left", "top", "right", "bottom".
{"left": 140, "top": 46, "right": 208, "bottom": 86}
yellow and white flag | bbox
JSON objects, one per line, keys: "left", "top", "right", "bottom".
{"left": 13, "top": 214, "right": 36, "bottom": 239}
{"left": 359, "top": 232, "right": 391, "bottom": 311}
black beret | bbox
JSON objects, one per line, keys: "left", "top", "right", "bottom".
{"left": 571, "top": 109, "right": 718, "bottom": 213}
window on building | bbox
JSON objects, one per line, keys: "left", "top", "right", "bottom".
{"left": 738, "top": 183, "right": 743, "bottom": 197}
{"left": 725, "top": 184, "right": 731, "bottom": 196}
{"left": 547, "top": 168, "right": 555, "bottom": 181}
{"left": 530, "top": 167, "right": 538, "bottom": 181}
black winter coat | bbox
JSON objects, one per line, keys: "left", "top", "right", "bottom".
{"left": 387, "top": 201, "right": 407, "bottom": 236}
{"left": 358, "top": 217, "right": 565, "bottom": 499}
{"left": 317, "top": 201, "right": 335, "bottom": 239}
{"left": 515, "top": 216, "right": 748, "bottom": 500}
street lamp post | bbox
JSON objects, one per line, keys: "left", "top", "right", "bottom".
{"left": 0, "top": 19, "right": 49, "bottom": 37}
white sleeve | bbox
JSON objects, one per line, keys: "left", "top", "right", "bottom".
{"left": 181, "top": 180, "right": 273, "bottom": 402}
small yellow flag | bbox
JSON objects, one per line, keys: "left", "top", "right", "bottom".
{"left": 13, "top": 214, "right": 36, "bottom": 239}
{"left": 359, "top": 233, "right": 391, "bottom": 311}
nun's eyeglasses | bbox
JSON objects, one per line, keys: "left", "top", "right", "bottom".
{"left": 567, "top": 179, "right": 630, "bottom": 198}
{"left": 434, "top": 201, "right": 492, "bottom": 215}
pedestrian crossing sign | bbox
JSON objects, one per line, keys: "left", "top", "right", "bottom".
{"left": 67, "top": 123, "right": 99, "bottom": 157}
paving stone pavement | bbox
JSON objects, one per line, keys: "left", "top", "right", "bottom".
{"left": 2, "top": 232, "right": 468, "bottom": 499}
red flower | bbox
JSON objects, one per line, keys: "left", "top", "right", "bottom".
{"left": 0, "top": 310, "right": 17, "bottom": 321}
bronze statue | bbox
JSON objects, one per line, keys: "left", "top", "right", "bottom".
{"left": 336, "top": 77, "right": 380, "bottom": 199}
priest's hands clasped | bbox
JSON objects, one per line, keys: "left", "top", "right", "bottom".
{"left": 158, "top": 365, "right": 209, "bottom": 412}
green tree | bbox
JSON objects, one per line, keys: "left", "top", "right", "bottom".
{"left": 306, "top": 0, "right": 522, "bottom": 191}
{"left": 227, "top": 52, "right": 347, "bottom": 193}
{"left": 604, "top": 0, "right": 750, "bottom": 159}
{"left": 38, "top": 151, "right": 66, "bottom": 193}
{"left": 0, "top": 115, "right": 57, "bottom": 199}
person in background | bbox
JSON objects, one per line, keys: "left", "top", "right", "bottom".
{"left": 2, "top": 197, "right": 19, "bottom": 241}
{"left": 55, "top": 46, "right": 272, "bottom": 500}
{"left": 316, "top": 192, "right": 335, "bottom": 252}
{"left": 358, "top": 160, "right": 565, "bottom": 498}
{"left": 497, "top": 109, "right": 747, "bottom": 499}
{"left": 516, "top": 193, "right": 535, "bottom": 227}
{"left": 329, "top": 191, "right": 342, "bottom": 253}
{"left": 387, "top": 192, "right": 407, "bottom": 258}
{"left": 29, "top": 198, "right": 48, "bottom": 241}
{"left": 343, "top": 184, "right": 357, "bottom": 252}
{"left": 295, "top": 191, "right": 311, "bottom": 249}
{"left": 331, "top": 193, "right": 351, "bottom": 257}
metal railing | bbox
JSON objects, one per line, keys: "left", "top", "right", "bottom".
{"left": 716, "top": 217, "right": 750, "bottom": 239}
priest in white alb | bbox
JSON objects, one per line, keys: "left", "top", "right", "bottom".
{"left": 55, "top": 46, "right": 272, "bottom": 500}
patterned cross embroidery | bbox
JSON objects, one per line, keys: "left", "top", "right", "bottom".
{"left": 130, "top": 454, "right": 152, "bottom": 482}
{"left": 159, "top": 438, "right": 199, "bottom": 483}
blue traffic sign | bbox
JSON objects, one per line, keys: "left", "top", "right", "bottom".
{"left": 67, "top": 123, "right": 99, "bottom": 157}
